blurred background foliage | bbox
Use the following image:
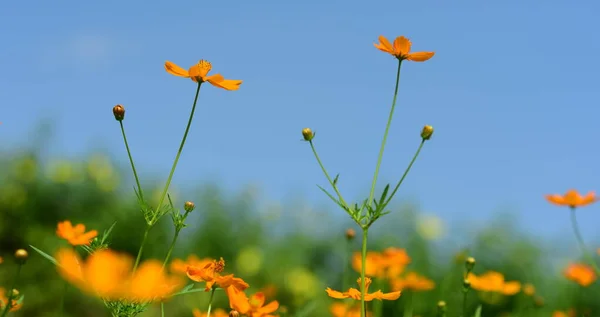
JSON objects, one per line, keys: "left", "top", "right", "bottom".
{"left": 1, "top": 145, "right": 599, "bottom": 317}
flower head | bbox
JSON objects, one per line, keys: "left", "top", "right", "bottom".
{"left": 170, "top": 254, "right": 214, "bottom": 275}
{"left": 193, "top": 308, "right": 229, "bottom": 317}
{"left": 330, "top": 302, "right": 372, "bottom": 317}
{"left": 56, "top": 220, "right": 98, "bottom": 246}
{"left": 326, "top": 277, "right": 401, "bottom": 301}
{"left": 374, "top": 35, "right": 435, "bottom": 62}
{"left": 390, "top": 272, "right": 435, "bottom": 292}
{"left": 564, "top": 263, "right": 596, "bottom": 287}
{"left": 545, "top": 189, "right": 598, "bottom": 208}
{"left": 227, "top": 287, "right": 279, "bottom": 317}
{"left": 467, "top": 271, "right": 521, "bottom": 295}
{"left": 352, "top": 247, "right": 411, "bottom": 279}
{"left": 165, "top": 60, "right": 242, "bottom": 90}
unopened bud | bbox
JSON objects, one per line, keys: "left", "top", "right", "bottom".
{"left": 113, "top": 104, "right": 125, "bottom": 121}
{"left": 436, "top": 300, "right": 447, "bottom": 316}
{"left": 184, "top": 201, "right": 195, "bottom": 213}
{"left": 345, "top": 228, "right": 356, "bottom": 240}
{"left": 302, "top": 128, "right": 314, "bottom": 141}
{"left": 463, "top": 278, "right": 471, "bottom": 289}
{"left": 229, "top": 310, "right": 240, "bottom": 317}
{"left": 10, "top": 289, "right": 19, "bottom": 297}
{"left": 15, "top": 249, "right": 28, "bottom": 264}
{"left": 421, "top": 125, "right": 434, "bottom": 140}
{"left": 465, "top": 257, "right": 475, "bottom": 271}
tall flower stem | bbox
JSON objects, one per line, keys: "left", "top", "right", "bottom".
{"left": 309, "top": 141, "right": 348, "bottom": 207}
{"left": 206, "top": 288, "right": 216, "bottom": 317}
{"left": 365, "top": 60, "right": 403, "bottom": 212}
{"left": 162, "top": 229, "right": 181, "bottom": 269}
{"left": 0, "top": 264, "right": 22, "bottom": 317}
{"left": 384, "top": 140, "right": 425, "bottom": 206}
{"left": 569, "top": 207, "right": 600, "bottom": 274}
{"left": 462, "top": 290, "right": 468, "bottom": 317}
{"left": 120, "top": 121, "right": 144, "bottom": 201}
{"left": 360, "top": 227, "right": 369, "bottom": 317}
{"left": 133, "top": 82, "right": 203, "bottom": 272}
{"left": 402, "top": 290, "right": 413, "bottom": 317}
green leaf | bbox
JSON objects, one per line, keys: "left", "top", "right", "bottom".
{"left": 316, "top": 185, "right": 345, "bottom": 211}
{"left": 29, "top": 245, "right": 59, "bottom": 266}
{"left": 378, "top": 184, "right": 390, "bottom": 205}
{"left": 473, "top": 305, "right": 482, "bottom": 317}
{"left": 101, "top": 221, "right": 117, "bottom": 244}
{"left": 333, "top": 173, "right": 340, "bottom": 186}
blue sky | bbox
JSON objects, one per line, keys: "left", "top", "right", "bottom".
{"left": 1, "top": 0, "right": 600, "bottom": 244}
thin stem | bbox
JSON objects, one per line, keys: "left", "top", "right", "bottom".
{"left": 462, "top": 290, "right": 468, "bottom": 317}
{"left": 120, "top": 120, "right": 144, "bottom": 201}
{"left": 384, "top": 140, "right": 425, "bottom": 206}
{"left": 133, "top": 226, "right": 150, "bottom": 272}
{"left": 59, "top": 281, "right": 67, "bottom": 316}
{"left": 402, "top": 290, "right": 413, "bottom": 317}
{"left": 309, "top": 141, "right": 348, "bottom": 207}
{"left": 569, "top": 207, "right": 600, "bottom": 274}
{"left": 360, "top": 227, "right": 369, "bottom": 317}
{"left": 162, "top": 229, "right": 181, "bottom": 270}
{"left": 366, "top": 60, "right": 403, "bottom": 212}
{"left": 0, "top": 264, "right": 22, "bottom": 317}
{"left": 161, "top": 302, "right": 165, "bottom": 317}
{"left": 206, "top": 288, "right": 216, "bottom": 317}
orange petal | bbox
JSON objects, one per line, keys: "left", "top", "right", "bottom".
{"left": 393, "top": 36, "right": 411, "bottom": 56}
{"left": 374, "top": 35, "right": 394, "bottom": 54}
{"left": 165, "top": 61, "right": 190, "bottom": 78}
{"left": 227, "top": 285, "right": 251, "bottom": 313}
{"left": 258, "top": 300, "right": 279, "bottom": 313}
{"left": 56, "top": 248, "right": 85, "bottom": 286}
{"left": 325, "top": 288, "right": 348, "bottom": 299}
{"left": 186, "top": 265, "right": 206, "bottom": 282}
{"left": 407, "top": 52, "right": 435, "bottom": 62}
{"left": 380, "top": 291, "right": 401, "bottom": 300}
{"left": 206, "top": 74, "right": 242, "bottom": 91}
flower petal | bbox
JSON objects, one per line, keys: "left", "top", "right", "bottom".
{"left": 325, "top": 288, "right": 348, "bottom": 299}
{"left": 206, "top": 74, "right": 243, "bottom": 91}
{"left": 374, "top": 35, "right": 394, "bottom": 54}
{"left": 393, "top": 36, "right": 411, "bottom": 57}
{"left": 406, "top": 52, "right": 435, "bottom": 62}
{"left": 165, "top": 61, "right": 190, "bottom": 78}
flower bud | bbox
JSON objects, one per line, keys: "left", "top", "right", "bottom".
{"left": 14, "top": 249, "right": 28, "bottom": 264}
{"left": 463, "top": 278, "right": 471, "bottom": 289}
{"left": 436, "top": 300, "right": 447, "bottom": 316}
{"left": 345, "top": 228, "right": 356, "bottom": 240}
{"left": 229, "top": 310, "right": 240, "bottom": 317}
{"left": 465, "top": 256, "right": 475, "bottom": 271}
{"left": 302, "top": 128, "right": 314, "bottom": 141}
{"left": 421, "top": 125, "right": 434, "bottom": 140}
{"left": 10, "top": 289, "right": 19, "bottom": 297}
{"left": 184, "top": 201, "right": 195, "bottom": 213}
{"left": 113, "top": 104, "right": 125, "bottom": 121}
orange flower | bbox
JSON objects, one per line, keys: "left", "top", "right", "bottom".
{"left": 330, "top": 302, "right": 372, "bottom": 317}
{"left": 165, "top": 60, "right": 242, "bottom": 90}
{"left": 553, "top": 309, "right": 576, "bottom": 317}
{"left": 0, "top": 256, "right": 3, "bottom": 264}
{"left": 326, "top": 277, "right": 401, "bottom": 301}
{"left": 352, "top": 247, "right": 411, "bottom": 279}
{"left": 55, "top": 248, "right": 183, "bottom": 301}
{"left": 170, "top": 254, "right": 213, "bottom": 275}
{"left": 522, "top": 283, "right": 535, "bottom": 296}
{"left": 227, "top": 287, "right": 279, "bottom": 317}
{"left": 564, "top": 263, "right": 596, "bottom": 287}
{"left": 56, "top": 220, "right": 98, "bottom": 246}
{"left": 545, "top": 189, "right": 598, "bottom": 208}
{"left": 0, "top": 287, "right": 22, "bottom": 312}
{"left": 186, "top": 258, "right": 249, "bottom": 292}
{"left": 467, "top": 271, "right": 521, "bottom": 295}
{"left": 193, "top": 308, "right": 229, "bottom": 317}
{"left": 374, "top": 35, "right": 435, "bottom": 62}
{"left": 390, "top": 272, "right": 435, "bottom": 292}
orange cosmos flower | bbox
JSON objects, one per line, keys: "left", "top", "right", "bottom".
{"left": 352, "top": 247, "right": 411, "bottom": 279}
{"left": 56, "top": 220, "right": 98, "bottom": 246}
{"left": 326, "top": 277, "right": 401, "bottom": 301}
{"left": 165, "top": 60, "right": 242, "bottom": 90}
{"left": 193, "top": 308, "right": 229, "bottom": 317}
{"left": 467, "top": 271, "right": 521, "bottom": 295}
{"left": 227, "top": 287, "right": 279, "bottom": 317}
{"left": 545, "top": 189, "right": 598, "bottom": 208}
{"left": 0, "top": 287, "right": 22, "bottom": 312}
{"left": 186, "top": 258, "right": 249, "bottom": 292}
{"left": 170, "top": 254, "right": 214, "bottom": 275}
{"left": 330, "top": 302, "right": 372, "bottom": 317}
{"left": 55, "top": 248, "right": 183, "bottom": 301}
{"left": 564, "top": 263, "right": 596, "bottom": 287}
{"left": 374, "top": 35, "right": 435, "bottom": 62}
{"left": 390, "top": 272, "right": 435, "bottom": 292}
{"left": 553, "top": 309, "right": 576, "bottom": 317}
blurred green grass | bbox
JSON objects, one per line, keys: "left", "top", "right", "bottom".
{"left": 0, "top": 148, "right": 598, "bottom": 317}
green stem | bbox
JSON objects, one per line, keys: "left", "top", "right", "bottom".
{"left": 133, "top": 82, "right": 202, "bottom": 272}
{"left": 59, "top": 281, "right": 67, "bottom": 316}
{"left": 1, "top": 264, "right": 22, "bottom": 317}
{"left": 206, "top": 288, "right": 216, "bottom": 317}
{"left": 462, "top": 290, "right": 468, "bottom": 317}
{"left": 570, "top": 207, "right": 600, "bottom": 275}
{"left": 162, "top": 229, "right": 181, "bottom": 270}
{"left": 161, "top": 302, "right": 165, "bottom": 317}
{"left": 365, "top": 60, "right": 403, "bottom": 212}
{"left": 384, "top": 140, "right": 425, "bottom": 206}
{"left": 120, "top": 120, "right": 144, "bottom": 201}
{"left": 360, "top": 227, "right": 369, "bottom": 317}
{"left": 309, "top": 141, "right": 348, "bottom": 207}
{"left": 402, "top": 290, "right": 413, "bottom": 317}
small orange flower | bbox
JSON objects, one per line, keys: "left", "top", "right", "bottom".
{"left": 467, "top": 271, "right": 521, "bottom": 295}
{"left": 170, "top": 254, "right": 213, "bottom": 275}
{"left": 390, "top": 272, "right": 435, "bottom": 292}
{"left": 165, "top": 60, "right": 242, "bottom": 90}
{"left": 186, "top": 258, "right": 249, "bottom": 292}
{"left": 564, "top": 263, "right": 596, "bottom": 287}
{"left": 0, "top": 288, "right": 22, "bottom": 312}
{"left": 326, "top": 277, "right": 401, "bottom": 301}
{"left": 522, "top": 283, "right": 535, "bottom": 296}
{"left": 545, "top": 189, "right": 598, "bottom": 208}
{"left": 553, "top": 309, "right": 576, "bottom": 317}
{"left": 55, "top": 248, "right": 184, "bottom": 301}
{"left": 193, "top": 308, "right": 229, "bottom": 317}
{"left": 352, "top": 247, "right": 411, "bottom": 279}
{"left": 374, "top": 35, "right": 435, "bottom": 62}
{"left": 56, "top": 220, "right": 98, "bottom": 246}
{"left": 227, "top": 287, "right": 279, "bottom": 317}
{"left": 330, "top": 302, "right": 372, "bottom": 317}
